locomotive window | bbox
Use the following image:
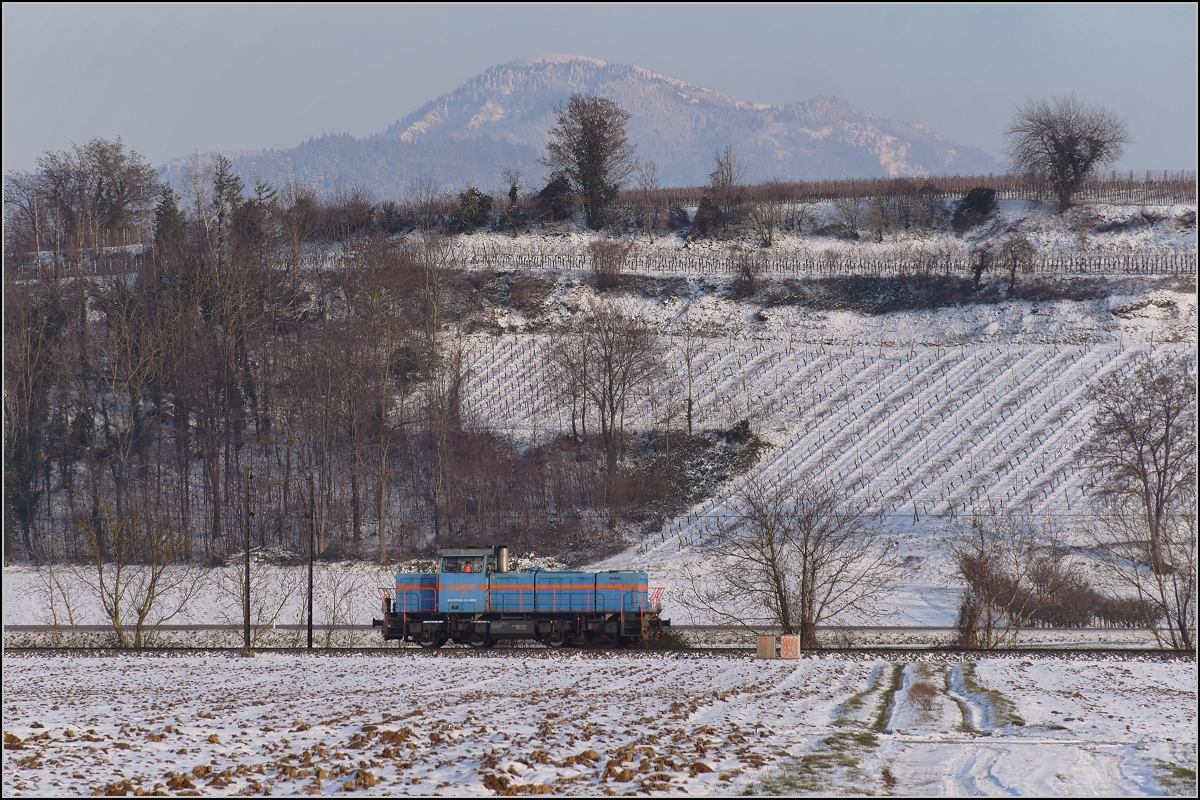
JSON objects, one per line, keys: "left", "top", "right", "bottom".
{"left": 443, "top": 557, "right": 486, "bottom": 573}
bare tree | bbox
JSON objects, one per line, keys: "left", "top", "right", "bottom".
{"left": 408, "top": 175, "right": 444, "bottom": 232}
{"left": 997, "top": 233, "right": 1036, "bottom": 292}
{"left": 1085, "top": 353, "right": 1196, "bottom": 574}
{"left": 500, "top": 169, "right": 522, "bottom": 208}
{"left": 217, "top": 559, "right": 306, "bottom": 647}
{"left": 279, "top": 182, "right": 320, "bottom": 276}
{"left": 912, "top": 183, "right": 947, "bottom": 231}
{"left": 34, "top": 560, "right": 83, "bottom": 647}
{"left": 4, "top": 277, "right": 71, "bottom": 556}
{"left": 1090, "top": 497, "right": 1196, "bottom": 651}
{"left": 951, "top": 511, "right": 1072, "bottom": 649}
{"left": 1005, "top": 94, "right": 1131, "bottom": 211}
{"left": 1084, "top": 352, "right": 1196, "bottom": 650}
{"left": 313, "top": 561, "right": 371, "bottom": 648}
{"left": 3, "top": 171, "right": 46, "bottom": 268}
{"left": 864, "top": 195, "right": 894, "bottom": 243}
{"left": 832, "top": 198, "right": 862, "bottom": 239}
{"left": 709, "top": 143, "right": 745, "bottom": 222}
{"left": 684, "top": 475, "right": 898, "bottom": 648}
{"left": 500, "top": 169, "right": 523, "bottom": 235}
{"left": 747, "top": 198, "right": 781, "bottom": 247}
{"left": 678, "top": 317, "right": 707, "bottom": 436}
{"left": 783, "top": 197, "right": 813, "bottom": 234}
{"left": 540, "top": 94, "right": 638, "bottom": 230}
{"left": 414, "top": 232, "right": 458, "bottom": 549}
{"left": 353, "top": 235, "right": 419, "bottom": 563}
{"left": 550, "top": 301, "right": 664, "bottom": 471}
{"left": 70, "top": 503, "right": 202, "bottom": 648}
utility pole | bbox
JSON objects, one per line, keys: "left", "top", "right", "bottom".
{"left": 244, "top": 467, "right": 253, "bottom": 651}
{"left": 306, "top": 468, "right": 315, "bottom": 649}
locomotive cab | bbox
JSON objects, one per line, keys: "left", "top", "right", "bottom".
{"left": 436, "top": 548, "right": 494, "bottom": 613}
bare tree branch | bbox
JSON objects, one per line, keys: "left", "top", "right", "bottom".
{"left": 683, "top": 475, "right": 898, "bottom": 648}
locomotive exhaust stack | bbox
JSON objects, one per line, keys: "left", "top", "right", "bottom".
{"left": 494, "top": 545, "right": 509, "bottom": 573}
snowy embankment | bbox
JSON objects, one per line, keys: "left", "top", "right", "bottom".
{"left": 2, "top": 653, "right": 1194, "bottom": 797}
{"left": 439, "top": 201, "right": 1196, "bottom": 627}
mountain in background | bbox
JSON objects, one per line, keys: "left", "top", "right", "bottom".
{"left": 161, "top": 55, "right": 1002, "bottom": 199}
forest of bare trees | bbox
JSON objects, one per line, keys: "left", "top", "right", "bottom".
{"left": 4, "top": 140, "right": 754, "bottom": 568}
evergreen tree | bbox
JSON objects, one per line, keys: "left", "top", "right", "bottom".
{"left": 154, "top": 186, "right": 188, "bottom": 254}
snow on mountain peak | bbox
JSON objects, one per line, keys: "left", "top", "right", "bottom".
{"left": 515, "top": 54, "right": 608, "bottom": 66}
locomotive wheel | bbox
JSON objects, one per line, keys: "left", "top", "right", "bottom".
{"left": 542, "top": 631, "right": 572, "bottom": 648}
{"left": 416, "top": 632, "right": 447, "bottom": 649}
{"left": 466, "top": 633, "right": 496, "bottom": 649}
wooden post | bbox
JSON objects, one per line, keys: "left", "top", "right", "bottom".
{"left": 756, "top": 635, "right": 777, "bottom": 660}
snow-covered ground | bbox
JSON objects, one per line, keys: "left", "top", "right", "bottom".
{"left": 3, "top": 200, "right": 1196, "bottom": 796}
{"left": 3, "top": 202, "right": 1196, "bottom": 634}
{"left": 2, "top": 653, "right": 1194, "bottom": 796}
{"left": 445, "top": 200, "right": 1197, "bottom": 266}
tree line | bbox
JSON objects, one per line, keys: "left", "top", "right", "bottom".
{"left": 6, "top": 140, "right": 746, "bottom": 569}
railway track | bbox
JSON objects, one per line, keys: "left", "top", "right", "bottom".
{"left": 6, "top": 623, "right": 1183, "bottom": 659}
{"left": 0, "top": 623, "right": 1156, "bottom": 635}
{"left": 2, "top": 644, "right": 1192, "bottom": 661}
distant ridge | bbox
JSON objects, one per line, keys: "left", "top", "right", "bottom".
{"left": 161, "top": 55, "right": 1001, "bottom": 198}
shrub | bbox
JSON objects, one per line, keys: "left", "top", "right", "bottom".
{"left": 587, "top": 239, "right": 633, "bottom": 290}
{"left": 535, "top": 173, "right": 574, "bottom": 222}
{"left": 632, "top": 626, "right": 691, "bottom": 650}
{"left": 952, "top": 187, "right": 997, "bottom": 233}
{"left": 449, "top": 187, "right": 493, "bottom": 233}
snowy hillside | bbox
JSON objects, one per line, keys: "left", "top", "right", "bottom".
{"left": 2, "top": 200, "right": 1195, "bottom": 633}
{"left": 447, "top": 199, "right": 1196, "bottom": 625}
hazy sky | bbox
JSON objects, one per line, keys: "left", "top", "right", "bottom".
{"left": 3, "top": 4, "right": 1196, "bottom": 176}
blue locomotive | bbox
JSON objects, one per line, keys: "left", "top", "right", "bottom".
{"left": 372, "top": 546, "right": 668, "bottom": 648}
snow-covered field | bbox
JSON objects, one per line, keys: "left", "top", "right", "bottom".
{"left": 3, "top": 201, "right": 1195, "bottom": 795}
{"left": 2, "top": 653, "right": 1194, "bottom": 796}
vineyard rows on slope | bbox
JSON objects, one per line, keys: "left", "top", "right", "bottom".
{"left": 451, "top": 267, "right": 1194, "bottom": 615}
{"left": 460, "top": 335, "right": 1185, "bottom": 523}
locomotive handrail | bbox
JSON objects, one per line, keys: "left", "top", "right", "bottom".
{"left": 377, "top": 587, "right": 396, "bottom": 612}
{"left": 648, "top": 587, "right": 665, "bottom": 613}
